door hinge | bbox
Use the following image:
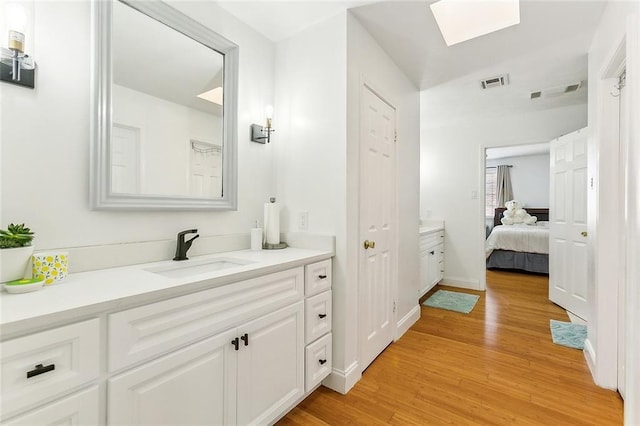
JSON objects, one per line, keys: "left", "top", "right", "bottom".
{"left": 394, "top": 131, "right": 398, "bottom": 143}
{"left": 393, "top": 300, "right": 396, "bottom": 313}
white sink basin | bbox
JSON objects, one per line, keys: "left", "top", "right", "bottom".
{"left": 145, "top": 257, "right": 255, "bottom": 278}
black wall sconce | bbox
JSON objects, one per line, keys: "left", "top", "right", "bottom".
{"left": 251, "top": 105, "right": 274, "bottom": 144}
{"left": 0, "top": 2, "right": 36, "bottom": 89}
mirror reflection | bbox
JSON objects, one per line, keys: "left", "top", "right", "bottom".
{"left": 111, "top": 0, "right": 224, "bottom": 198}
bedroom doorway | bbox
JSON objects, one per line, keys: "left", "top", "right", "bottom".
{"left": 481, "top": 142, "right": 551, "bottom": 290}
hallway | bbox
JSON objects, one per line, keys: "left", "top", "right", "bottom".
{"left": 278, "top": 270, "right": 623, "bottom": 425}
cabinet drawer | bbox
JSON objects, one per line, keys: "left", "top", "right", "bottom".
{"left": 305, "top": 290, "right": 332, "bottom": 344}
{"left": 419, "top": 230, "right": 444, "bottom": 250}
{"left": 305, "top": 259, "right": 332, "bottom": 296}
{"left": 1, "top": 319, "right": 100, "bottom": 419}
{"left": 305, "top": 332, "right": 332, "bottom": 392}
{"left": 108, "top": 267, "right": 304, "bottom": 372}
{"left": 3, "top": 386, "right": 99, "bottom": 426}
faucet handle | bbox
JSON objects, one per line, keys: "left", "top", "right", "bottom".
{"left": 178, "top": 228, "right": 198, "bottom": 237}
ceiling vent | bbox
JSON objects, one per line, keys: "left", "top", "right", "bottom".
{"left": 530, "top": 81, "right": 583, "bottom": 100}
{"left": 480, "top": 74, "right": 509, "bottom": 89}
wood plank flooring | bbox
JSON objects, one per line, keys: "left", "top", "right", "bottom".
{"left": 278, "top": 270, "right": 623, "bottom": 425}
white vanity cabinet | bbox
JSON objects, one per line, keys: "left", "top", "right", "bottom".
{"left": 0, "top": 253, "right": 333, "bottom": 426}
{"left": 419, "top": 228, "right": 445, "bottom": 297}
{"left": 109, "top": 302, "right": 304, "bottom": 426}
{"left": 303, "top": 259, "right": 333, "bottom": 392}
{"left": 0, "top": 319, "right": 100, "bottom": 423}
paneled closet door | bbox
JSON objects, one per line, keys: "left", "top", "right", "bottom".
{"left": 359, "top": 83, "right": 396, "bottom": 371}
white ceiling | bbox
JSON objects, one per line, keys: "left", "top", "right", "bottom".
{"left": 217, "top": 0, "right": 606, "bottom": 121}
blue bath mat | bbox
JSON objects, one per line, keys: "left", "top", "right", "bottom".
{"left": 422, "top": 290, "right": 479, "bottom": 314}
{"left": 550, "top": 320, "right": 587, "bottom": 350}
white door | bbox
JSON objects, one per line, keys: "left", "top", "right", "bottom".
{"left": 190, "top": 141, "right": 222, "bottom": 198}
{"left": 236, "top": 301, "right": 304, "bottom": 426}
{"left": 359, "top": 84, "right": 396, "bottom": 371}
{"left": 549, "top": 128, "right": 589, "bottom": 320}
{"left": 108, "top": 328, "right": 237, "bottom": 426}
{"left": 111, "top": 124, "right": 140, "bottom": 194}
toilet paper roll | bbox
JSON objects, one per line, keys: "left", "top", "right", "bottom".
{"left": 32, "top": 251, "right": 68, "bottom": 285}
{"left": 264, "top": 201, "right": 280, "bottom": 245}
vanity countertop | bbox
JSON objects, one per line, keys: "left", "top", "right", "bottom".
{"left": 419, "top": 225, "right": 444, "bottom": 235}
{"left": 0, "top": 247, "right": 332, "bottom": 337}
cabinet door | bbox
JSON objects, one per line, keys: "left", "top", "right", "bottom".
{"left": 108, "top": 328, "right": 237, "bottom": 426}
{"left": 3, "top": 386, "right": 99, "bottom": 426}
{"left": 427, "top": 247, "right": 441, "bottom": 289}
{"left": 419, "top": 248, "right": 430, "bottom": 296}
{"left": 237, "top": 301, "right": 304, "bottom": 426}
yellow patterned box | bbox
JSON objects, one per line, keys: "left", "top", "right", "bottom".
{"left": 32, "top": 252, "right": 68, "bottom": 285}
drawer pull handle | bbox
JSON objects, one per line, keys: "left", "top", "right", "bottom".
{"left": 27, "top": 363, "right": 55, "bottom": 379}
{"left": 240, "top": 333, "right": 249, "bottom": 346}
{"left": 319, "top": 359, "right": 327, "bottom": 365}
{"left": 318, "top": 313, "right": 327, "bottom": 319}
{"left": 318, "top": 274, "right": 327, "bottom": 280}
{"left": 231, "top": 337, "right": 240, "bottom": 351}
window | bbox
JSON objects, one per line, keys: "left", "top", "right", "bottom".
{"left": 485, "top": 168, "right": 497, "bottom": 217}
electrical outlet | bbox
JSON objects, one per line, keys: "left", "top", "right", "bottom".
{"left": 298, "top": 211, "right": 309, "bottom": 231}
{"left": 471, "top": 190, "right": 478, "bottom": 200}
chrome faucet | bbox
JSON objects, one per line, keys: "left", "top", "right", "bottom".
{"left": 173, "top": 229, "right": 200, "bottom": 261}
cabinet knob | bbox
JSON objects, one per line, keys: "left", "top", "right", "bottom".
{"left": 581, "top": 231, "right": 588, "bottom": 237}
{"left": 318, "top": 313, "right": 327, "bottom": 319}
{"left": 363, "top": 240, "right": 376, "bottom": 249}
{"left": 240, "top": 333, "right": 249, "bottom": 346}
{"left": 318, "top": 359, "right": 327, "bottom": 365}
{"left": 429, "top": 250, "right": 435, "bottom": 255}
{"left": 318, "top": 274, "right": 327, "bottom": 280}
{"left": 231, "top": 337, "right": 239, "bottom": 351}
{"left": 27, "top": 363, "right": 55, "bottom": 379}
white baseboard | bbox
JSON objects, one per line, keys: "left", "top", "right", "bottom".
{"left": 396, "top": 305, "right": 420, "bottom": 341}
{"left": 583, "top": 338, "right": 596, "bottom": 379}
{"left": 322, "top": 361, "right": 361, "bottom": 395}
{"left": 440, "top": 276, "right": 482, "bottom": 291}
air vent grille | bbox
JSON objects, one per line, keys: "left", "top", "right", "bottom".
{"left": 529, "top": 81, "right": 583, "bottom": 100}
{"left": 565, "top": 83, "right": 581, "bottom": 93}
{"left": 480, "top": 74, "right": 509, "bottom": 89}
{"left": 530, "top": 91, "right": 542, "bottom": 99}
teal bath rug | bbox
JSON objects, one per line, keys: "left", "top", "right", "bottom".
{"left": 550, "top": 320, "right": 587, "bottom": 350}
{"left": 422, "top": 290, "right": 480, "bottom": 314}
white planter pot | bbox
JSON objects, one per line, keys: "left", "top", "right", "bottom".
{"left": 0, "top": 246, "right": 34, "bottom": 283}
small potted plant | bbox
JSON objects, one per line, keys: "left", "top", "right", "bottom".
{"left": 0, "top": 223, "right": 35, "bottom": 283}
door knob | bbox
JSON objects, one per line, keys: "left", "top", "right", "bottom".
{"left": 581, "top": 231, "right": 588, "bottom": 237}
{"left": 363, "top": 240, "right": 376, "bottom": 249}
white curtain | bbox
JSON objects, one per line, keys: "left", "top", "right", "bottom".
{"left": 496, "top": 165, "right": 513, "bottom": 207}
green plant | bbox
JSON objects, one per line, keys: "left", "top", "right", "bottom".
{"left": 0, "top": 223, "right": 35, "bottom": 249}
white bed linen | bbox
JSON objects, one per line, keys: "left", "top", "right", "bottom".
{"left": 485, "top": 223, "right": 549, "bottom": 258}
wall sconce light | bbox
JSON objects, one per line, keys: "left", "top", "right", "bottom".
{"left": 0, "top": 2, "right": 36, "bottom": 88}
{"left": 250, "top": 105, "right": 275, "bottom": 144}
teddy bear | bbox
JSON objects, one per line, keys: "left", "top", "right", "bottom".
{"left": 501, "top": 200, "right": 537, "bottom": 225}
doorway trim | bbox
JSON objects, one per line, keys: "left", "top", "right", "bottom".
{"left": 478, "top": 140, "right": 549, "bottom": 291}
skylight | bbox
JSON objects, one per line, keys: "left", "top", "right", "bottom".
{"left": 197, "top": 87, "right": 223, "bottom": 105}
{"left": 430, "top": 0, "right": 520, "bottom": 46}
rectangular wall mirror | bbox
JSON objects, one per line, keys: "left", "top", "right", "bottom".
{"left": 92, "top": 0, "right": 238, "bottom": 210}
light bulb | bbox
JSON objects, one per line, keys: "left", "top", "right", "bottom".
{"left": 265, "top": 105, "right": 273, "bottom": 120}
{"left": 6, "top": 3, "right": 27, "bottom": 33}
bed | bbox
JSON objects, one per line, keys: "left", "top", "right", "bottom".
{"left": 486, "top": 207, "right": 550, "bottom": 274}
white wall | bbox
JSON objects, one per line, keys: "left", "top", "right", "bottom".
{"left": 486, "top": 153, "right": 550, "bottom": 208}
{"left": 585, "top": 0, "right": 639, "bottom": 407}
{"left": 274, "top": 12, "right": 349, "bottom": 384}
{"left": 113, "top": 84, "right": 222, "bottom": 196}
{"left": 0, "top": 1, "right": 275, "bottom": 250}
{"left": 274, "top": 11, "right": 420, "bottom": 394}
{"left": 420, "top": 103, "right": 586, "bottom": 289}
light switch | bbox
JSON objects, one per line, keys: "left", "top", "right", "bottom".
{"left": 471, "top": 190, "right": 478, "bottom": 199}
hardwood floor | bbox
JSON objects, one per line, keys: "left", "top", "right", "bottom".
{"left": 278, "top": 270, "right": 623, "bottom": 425}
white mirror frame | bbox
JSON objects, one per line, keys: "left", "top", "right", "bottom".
{"left": 91, "top": 0, "right": 238, "bottom": 210}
